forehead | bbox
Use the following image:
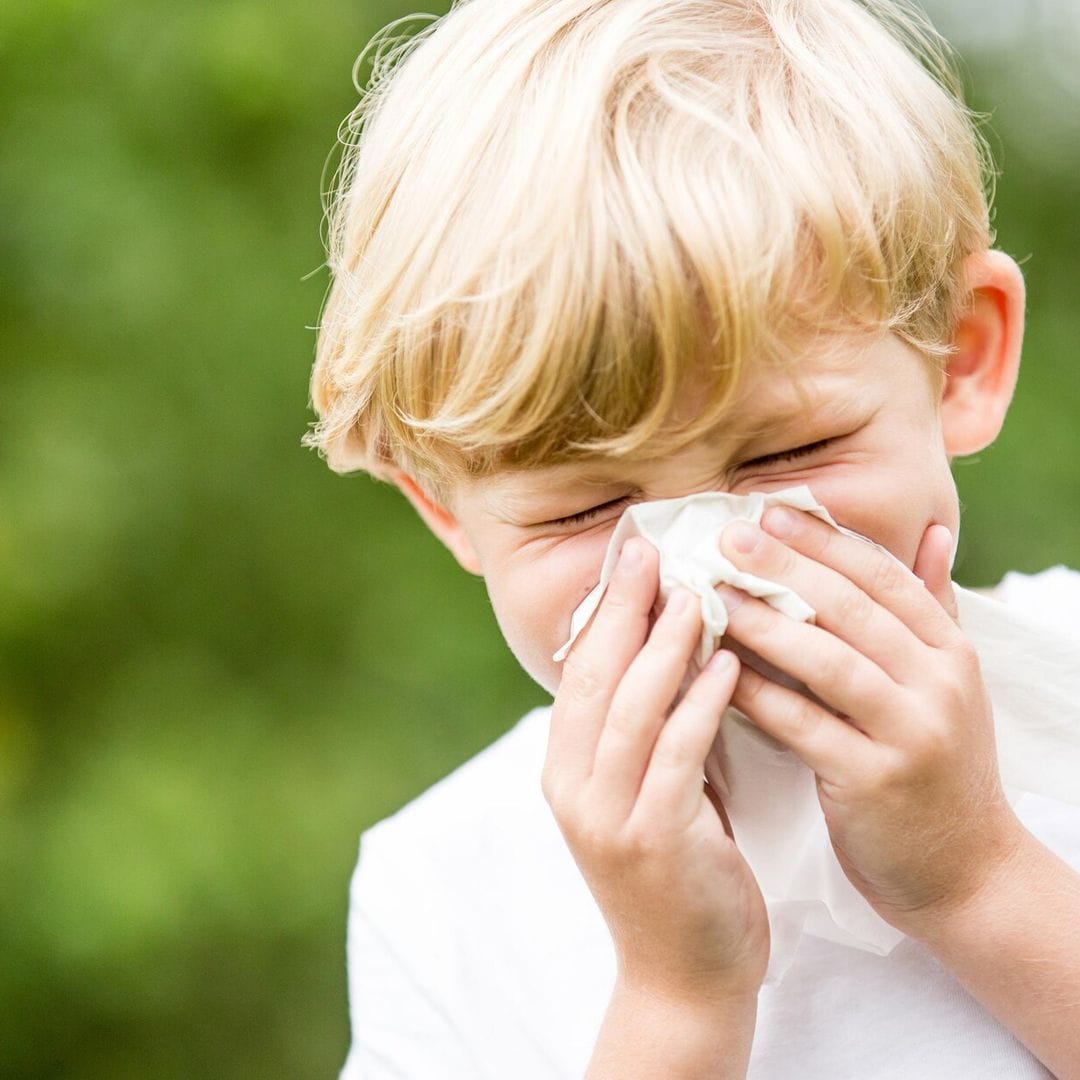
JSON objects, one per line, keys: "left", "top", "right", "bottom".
{"left": 671, "top": 330, "right": 904, "bottom": 441}
{"left": 462, "top": 332, "right": 916, "bottom": 510}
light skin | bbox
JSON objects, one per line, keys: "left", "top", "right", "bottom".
{"left": 398, "top": 251, "right": 1080, "bottom": 1079}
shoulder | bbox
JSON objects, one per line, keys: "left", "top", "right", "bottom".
{"left": 362, "top": 704, "right": 552, "bottom": 848}
{"left": 992, "top": 565, "right": 1080, "bottom": 646}
{"left": 349, "top": 705, "right": 561, "bottom": 915}
{"left": 342, "top": 703, "right": 613, "bottom": 1078}
{"left": 344, "top": 702, "right": 607, "bottom": 1012}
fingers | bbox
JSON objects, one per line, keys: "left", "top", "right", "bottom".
{"left": 716, "top": 586, "right": 904, "bottom": 739}
{"left": 721, "top": 515, "right": 915, "bottom": 684}
{"left": 633, "top": 650, "right": 740, "bottom": 827}
{"left": 731, "top": 663, "right": 875, "bottom": 787}
{"left": 722, "top": 510, "right": 963, "bottom": 661}
{"left": 547, "top": 539, "right": 658, "bottom": 788}
{"left": 589, "top": 586, "right": 708, "bottom": 822}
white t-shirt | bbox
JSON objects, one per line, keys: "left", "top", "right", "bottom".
{"left": 341, "top": 569, "right": 1080, "bottom": 1079}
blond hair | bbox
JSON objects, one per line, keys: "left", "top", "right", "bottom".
{"left": 306, "top": 0, "right": 993, "bottom": 493}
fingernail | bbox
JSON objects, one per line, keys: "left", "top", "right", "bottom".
{"left": 725, "top": 520, "right": 761, "bottom": 554}
{"left": 762, "top": 507, "right": 797, "bottom": 539}
{"left": 619, "top": 539, "right": 643, "bottom": 571}
{"left": 716, "top": 585, "right": 744, "bottom": 612}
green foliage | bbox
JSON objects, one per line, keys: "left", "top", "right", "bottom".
{"left": 1, "top": 1, "right": 1076, "bottom": 1075}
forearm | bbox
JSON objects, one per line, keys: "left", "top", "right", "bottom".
{"left": 908, "top": 829, "right": 1080, "bottom": 1080}
{"left": 585, "top": 980, "right": 757, "bottom": 1080}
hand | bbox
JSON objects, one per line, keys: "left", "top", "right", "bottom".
{"left": 716, "top": 510, "right": 1026, "bottom": 938}
{"left": 544, "top": 538, "right": 769, "bottom": 1006}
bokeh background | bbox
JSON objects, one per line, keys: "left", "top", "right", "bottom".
{"left": 2, "top": 1, "right": 1077, "bottom": 1076}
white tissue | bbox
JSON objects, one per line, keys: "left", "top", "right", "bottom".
{"left": 554, "top": 487, "right": 870, "bottom": 669}
{"left": 553, "top": 485, "right": 1080, "bottom": 982}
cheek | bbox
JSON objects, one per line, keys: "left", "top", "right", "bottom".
{"left": 485, "top": 582, "right": 562, "bottom": 692}
{"left": 483, "top": 542, "right": 609, "bottom": 695}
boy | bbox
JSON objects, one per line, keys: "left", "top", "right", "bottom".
{"left": 307, "top": 0, "right": 1080, "bottom": 1075}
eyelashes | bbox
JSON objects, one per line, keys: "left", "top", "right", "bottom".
{"left": 743, "top": 437, "right": 834, "bottom": 468}
{"left": 544, "top": 438, "right": 835, "bottom": 527}
{"left": 549, "top": 496, "right": 631, "bottom": 527}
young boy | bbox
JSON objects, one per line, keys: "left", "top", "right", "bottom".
{"left": 307, "top": 0, "right": 1080, "bottom": 1076}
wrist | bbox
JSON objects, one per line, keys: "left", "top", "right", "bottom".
{"left": 613, "top": 973, "right": 761, "bottom": 1014}
{"left": 586, "top": 978, "right": 758, "bottom": 1080}
{"left": 894, "top": 811, "right": 1034, "bottom": 950}
{"left": 886, "top": 828, "right": 1080, "bottom": 1080}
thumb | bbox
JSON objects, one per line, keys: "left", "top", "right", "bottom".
{"left": 913, "top": 523, "right": 959, "bottom": 621}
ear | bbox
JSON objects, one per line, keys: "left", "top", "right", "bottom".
{"left": 393, "top": 472, "right": 483, "bottom": 575}
{"left": 940, "top": 249, "right": 1026, "bottom": 456}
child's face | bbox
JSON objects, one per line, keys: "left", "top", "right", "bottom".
{"left": 441, "top": 332, "right": 959, "bottom": 695}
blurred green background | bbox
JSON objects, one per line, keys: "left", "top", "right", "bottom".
{"left": 1, "top": 1, "right": 1077, "bottom": 1076}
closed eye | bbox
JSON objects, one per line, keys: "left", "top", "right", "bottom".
{"left": 742, "top": 438, "right": 834, "bottom": 468}
{"left": 547, "top": 495, "right": 631, "bottom": 527}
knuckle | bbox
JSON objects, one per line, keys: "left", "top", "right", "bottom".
{"left": 619, "top": 820, "right": 664, "bottom": 860}
{"left": 776, "top": 540, "right": 799, "bottom": 576}
{"left": 834, "top": 584, "right": 875, "bottom": 630}
{"left": 936, "top": 668, "right": 967, "bottom": 710}
{"left": 737, "top": 666, "right": 769, "bottom": 706}
{"left": 928, "top": 643, "right": 981, "bottom": 709}
{"left": 562, "top": 652, "right": 605, "bottom": 702}
{"left": 905, "top": 723, "right": 951, "bottom": 777}
{"left": 572, "top": 819, "right": 606, "bottom": 851}
{"left": 780, "top": 693, "right": 822, "bottom": 744}
{"left": 651, "top": 732, "right": 696, "bottom": 770}
{"left": 859, "top": 746, "right": 910, "bottom": 798}
{"left": 887, "top": 692, "right": 951, "bottom": 772}
{"left": 541, "top": 776, "right": 573, "bottom": 822}
{"left": 946, "top": 635, "right": 980, "bottom": 674}
{"left": 818, "top": 642, "right": 859, "bottom": 690}
{"left": 605, "top": 700, "right": 640, "bottom": 738}
{"left": 560, "top": 807, "right": 605, "bottom": 852}
{"left": 583, "top": 819, "right": 649, "bottom": 863}
{"left": 867, "top": 553, "right": 907, "bottom": 600}
{"left": 549, "top": 799, "right": 580, "bottom": 837}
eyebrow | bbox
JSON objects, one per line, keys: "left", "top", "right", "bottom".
{"left": 721, "top": 389, "right": 870, "bottom": 446}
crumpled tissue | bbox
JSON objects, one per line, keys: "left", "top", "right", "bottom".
{"left": 554, "top": 485, "right": 1080, "bottom": 982}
